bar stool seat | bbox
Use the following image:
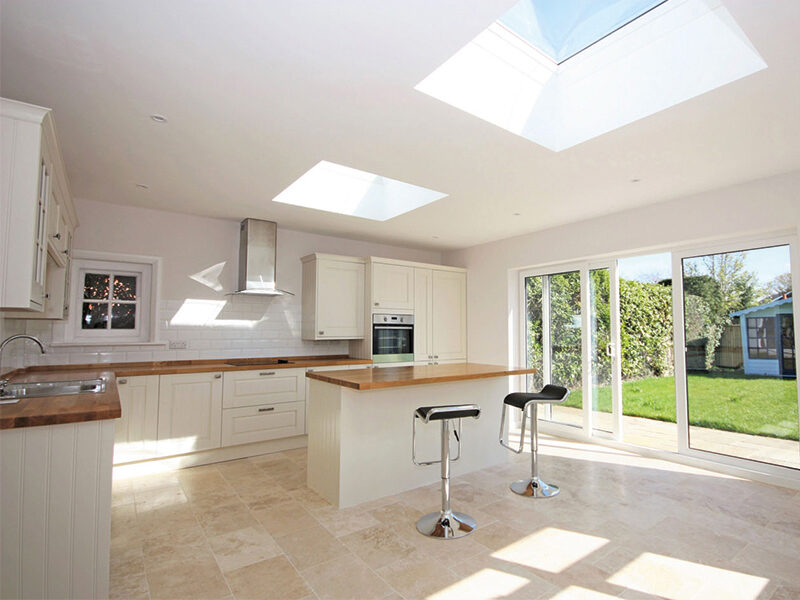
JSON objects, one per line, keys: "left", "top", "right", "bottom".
{"left": 412, "top": 403, "right": 481, "bottom": 539}
{"left": 499, "top": 385, "right": 569, "bottom": 498}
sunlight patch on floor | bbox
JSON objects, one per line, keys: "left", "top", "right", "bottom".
{"left": 608, "top": 552, "right": 769, "bottom": 600}
{"left": 427, "top": 568, "right": 530, "bottom": 600}
{"left": 491, "top": 527, "right": 608, "bottom": 573}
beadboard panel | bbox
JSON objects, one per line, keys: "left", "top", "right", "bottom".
{"left": 0, "top": 419, "right": 114, "bottom": 599}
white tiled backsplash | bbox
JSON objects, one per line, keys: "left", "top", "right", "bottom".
{"left": 6, "top": 294, "right": 349, "bottom": 368}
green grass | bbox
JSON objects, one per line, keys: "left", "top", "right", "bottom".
{"left": 564, "top": 372, "right": 799, "bottom": 441}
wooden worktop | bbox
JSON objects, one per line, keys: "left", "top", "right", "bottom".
{"left": 0, "top": 369, "right": 121, "bottom": 430}
{"left": 0, "top": 355, "right": 372, "bottom": 430}
{"left": 306, "top": 362, "right": 535, "bottom": 390}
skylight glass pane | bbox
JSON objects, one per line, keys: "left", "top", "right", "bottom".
{"left": 499, "top": 0, "right": 666, "bottom": 63}
{"left": 272, "top": 161, "right": 447, "bottom": 221}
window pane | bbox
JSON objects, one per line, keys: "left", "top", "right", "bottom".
{"left": 113, "top": 275, "right": 137, "bottom": 300}
{"left": 82, "top": 302, "right": 108, "bottom": 329}
{"left": 682, "top": 244, "right": 798, "bottom": 469}
{"left": 549, "top": 271, "right": 583, "bottom": 426}
{"left": 83, "top": 273, "right": 109, "bottom": 299}
{"left": 111, "top": 304, "right": 136, "bottom": 329}
{"left": 525, "top": 275, "right": 544, "bottom": 392}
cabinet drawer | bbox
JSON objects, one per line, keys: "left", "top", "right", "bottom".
{"left": 223, "top": 368, "right": 305, "bottom": 409}
{"left": 221, "top": 401, "right": 305, "bottom": 447}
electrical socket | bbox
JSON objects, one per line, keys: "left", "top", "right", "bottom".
{"left": 168, "top": 340, "right": 188, "bottom": 350}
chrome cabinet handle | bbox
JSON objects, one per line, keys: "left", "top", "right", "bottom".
{"left": 319, "top": 331, "right": 324, "bottom": 335}
{"left": 52, "top": 233, "right": 61, "bottom": 240}
{"left": 374, "top": 302, "right": 379, "bottom": 306}
{"left": 260, "top": 371, "right": 275, "bottom": 376}
{"left": 214, "top": 373, "right": 222, "bottom": 379}
{"left": 118, "top": 378, "right": 127, "bottom": 385}
{"left": 258, "top": 407, "right": 275, "bottom": 412}
{"left": 433, "top": 355, "right": 439, "bottom": 359}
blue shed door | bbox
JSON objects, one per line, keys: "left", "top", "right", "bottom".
{"left": 780, "top": 314, "right": 796, "bottom": 377}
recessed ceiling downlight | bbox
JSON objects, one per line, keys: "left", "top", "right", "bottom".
{"left": 135, "top": 183, "right": 150, "bottom": 189}
{"left": 150, "top": 114, "right": 168, "bottom": 123}
{"left": 272, "top": 161, "right": 447, "bottom": 221}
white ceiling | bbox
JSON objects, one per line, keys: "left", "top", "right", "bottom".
{"left": 1, "top": 0, "right": 798, "bottom": 251}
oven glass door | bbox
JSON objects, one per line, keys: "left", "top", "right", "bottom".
{"left": 372, "top": 325, "right": 414, "bottom": 362}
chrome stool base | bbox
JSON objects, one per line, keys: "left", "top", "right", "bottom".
{"left": 510, "top": 477, "right": 560, "bottom": 498}
{"left": 416, "top": 510, "right": 476, "bottom": 539}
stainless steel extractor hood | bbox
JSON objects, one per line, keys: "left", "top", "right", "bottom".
{"left": 232, "top": 218, "right": 293, "bottom": 296}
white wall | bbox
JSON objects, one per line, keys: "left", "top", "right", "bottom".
{"left": 443, "top": 171, "right": 800, "bottom": 366}
{"left": 4, "top": 198, "right": 441, "bottom": 368}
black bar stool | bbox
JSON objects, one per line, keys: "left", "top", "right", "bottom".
{"left": 499, "top": 385, "right": 569, "bottom": 497}
{"left": 412, "top": 404, "right": 481, "bottom": 539}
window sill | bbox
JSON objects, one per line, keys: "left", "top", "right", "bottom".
{"left": 48, "top": 341, "right": 168, "bottom": 348}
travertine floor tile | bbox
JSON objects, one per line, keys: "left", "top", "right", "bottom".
{"left": 146, "top": 544, "right": 230, "bottom": 599}
{"left": 275, "top": 524, "right": 350, "bottom": 570}
{"left": 376, "top": 554, "right": 459, "bottom": 600}
{"left": 224, "top": 555, "right": 311, "bottom": 600}
{"left": 194, "top": 499, "right": 261, "bottom": 537}
{"left": 339, "top": 525, "right": 417, "bottom": 569}
{"left": 251, "top": 500, "right": 318, "bottom": 538}
{"left": 109, "top": 571, "right": 150, "bottom": 600}
{"left": 301, "top": 554, "right": 392, "bottom": 600}
{"left": 208, "top": 525, "right": 282, "bottom": 572}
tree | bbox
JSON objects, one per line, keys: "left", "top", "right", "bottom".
{"left": 768, "top": 272, "right": 793, "bottom": 297}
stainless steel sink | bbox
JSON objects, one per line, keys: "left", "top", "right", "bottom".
{"left": 0, "top": 378, "right": 107, "bottom": 404}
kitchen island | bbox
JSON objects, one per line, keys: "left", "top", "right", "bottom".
{"left": 305, "top": 363, "right": 534, "bottom": 508}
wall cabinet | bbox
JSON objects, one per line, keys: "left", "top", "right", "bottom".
{"left": 414, "top": 268, "right": 467, "bottom": 364}
{"left": 113, "top": 375, "right": 159, "bottom": 464}
{"left": 371, "top": 261, "right": 414, "bottom": 311}
{"left": 157, "top": 372, "right": 223, "bottom": 455}
{"left": 0, "top": 98, "right": 77, "bottom": 314}
{"left": 302, "top": 254, "right": 366, "bottom": 340}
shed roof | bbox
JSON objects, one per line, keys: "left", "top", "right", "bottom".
{"left": 730, "top": 297, "right": 793, "bottom": 318}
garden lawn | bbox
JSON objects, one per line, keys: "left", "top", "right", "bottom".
{"left": 564, "top": 372, "right": 798, "bottom": 441}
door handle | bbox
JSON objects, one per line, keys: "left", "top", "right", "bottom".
{"left": 118, "top": 378, "right": 127, "bottom": 385}
{"left": 214, "top": 373, "right": 222, "bottom": 379}
{"left": 258, "top": 407, "right": 275, "bottom": 412}
{"left": 260, "top": 372, "right": 276, "bottom": 376}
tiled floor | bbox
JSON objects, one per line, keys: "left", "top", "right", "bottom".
{"left": 110, "top": 436, "right": 800, "bottom": 600}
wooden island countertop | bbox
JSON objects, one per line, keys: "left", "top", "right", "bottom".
{"left": 306, "top": 362, "right": 535, "bottom": 391}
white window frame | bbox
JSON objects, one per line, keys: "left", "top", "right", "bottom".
{"left": 63, "top": 251, "right": 161, "bottom": 345}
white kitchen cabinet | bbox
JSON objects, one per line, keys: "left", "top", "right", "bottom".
{"left": 414, "top": 267, "right": 467, "bottom": 364}
{"left": 113, "top": 375, "right": 159, "bottom": 464}
{"left": 371, "top": 260, "right": 414, "bottom": 311}
{"left": 157, "top": 372, "right": 223, "bottom": 455}
{"left": 221, "top": 401, "right": 305, "bottom": 447}
{"left": 222, "top": 368, "right": 305, "bottom": 408}
{"left": 301, "top": 254, "right": 366, "bottom": 340}
{"left": 0, "top": 98, "right": 77, "bottom": 313}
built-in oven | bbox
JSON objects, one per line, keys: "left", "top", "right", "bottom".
{"left": 372, "top": 314, "right": 414, "bottom": 363}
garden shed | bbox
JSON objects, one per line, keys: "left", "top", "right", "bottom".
{"left": 731, "top": 296, "right": 795, "bottom": 377}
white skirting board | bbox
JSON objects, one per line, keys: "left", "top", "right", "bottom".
{"left": 307, "top": 378, "right": 509, "bottom": 508}
{"left": 1, "top": 419, "right": 115, "bottom": 600}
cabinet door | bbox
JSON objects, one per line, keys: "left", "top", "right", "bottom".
{"left": 413, "top": 268, "right": 433, "bottom": 361}
{"left": 157, "top": 372, "right": 223, "bottom": 455}
{"left": 221, "top": 401, "right": 305, "bottom": 447}
{"left": 317, "top": 259, "right": 365, "bottom": 338}
{"left": 431, "top": 270, "right": 467, "bottom": 361}
{"left": 114, "top": 375, "right": 159, "bottom": 464}
{"left": 372, "top": 262, "right": 414, "bottom": 310}
{"left": 223, "top": 368, "right": 305, "bottom": 409}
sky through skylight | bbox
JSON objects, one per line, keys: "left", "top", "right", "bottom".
{"left": 498, "top": 0, "right": 667, "bottom": 63}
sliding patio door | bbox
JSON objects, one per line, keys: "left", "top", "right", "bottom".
{"left": 676, "top": 242, "right": 800, "bottom": 470}
{"left": 521, "top": 263, "right": 621, "bottom": 435}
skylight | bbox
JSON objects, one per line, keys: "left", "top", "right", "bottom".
{"left": 272, "top": 161, "right": 447, "bottom": 221}
{"left": 416, "top": 0, "right": 766, "bottom": 151}
{"left": 499, "top": 0, "right": 666, "bottom": 64}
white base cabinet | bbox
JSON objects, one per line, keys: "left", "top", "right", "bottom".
{"left": 1, "top": 419, "right": 114, "bottom": 599}
{"left": 157, "top": 372, "right": 223, "bottom": 456}
{"left": 223, "top": 368, "right": 304, "bottom": 408}
{"left": 113, "top": 375, "right": 159, "bottom": 464}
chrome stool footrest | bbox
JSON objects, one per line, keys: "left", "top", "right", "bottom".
{"left": 416, "top": 510, "right": 476, "bottom": 539}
